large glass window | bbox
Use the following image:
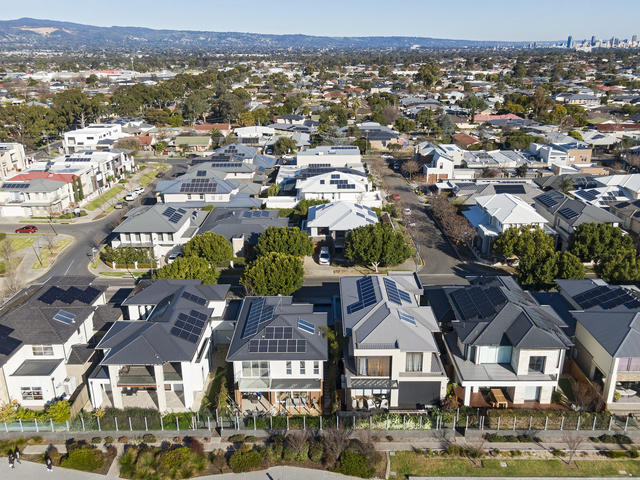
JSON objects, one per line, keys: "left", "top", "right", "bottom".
{"left": 32, "top": 345, "right": 54, "bottom": 356}
{"left": 479, "top": 346, "right": 512, "bottom": 364}
{"left": 356, "top": 356, "right": 391, "bottom": 376}
{"left": 618, "top": 358, "right": 640, "bottom": 372}
{"left": 242, "top": 361, "right": 269, "bottom": 377}
{"left": 286, "top": 361, "right": 292, "bottom": 375}
{"left": 300, "top": 361, "right": 306, "bottom": 375}
{"left": 528, "top": 356, "right": 546, "bottom": 373}
{"left": 21, "top": 387, "right": 43, "bottom": 400}
{"left": 524, "top": 386, "right": 540, "bottom": 401}
{"left": 406, "top": 353, "right": 423, "bottom": 372}
{"left": 313, "top": 361, "right": 319, "bottom": 375}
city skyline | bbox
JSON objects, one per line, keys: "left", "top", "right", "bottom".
{"left": 2, "top": 0, "right": 640, "bottom": 42}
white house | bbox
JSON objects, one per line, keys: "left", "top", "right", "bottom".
{"left": 296, "top": 171, "right": 382, "bottom": 208}
{"left": 63, "top": 124, "right": 126, "bottom": 154}
{"left": 296, "top": 145, "right": 362, "bottom": 168}
{"left": 0, "top": 143, "right": 28, "bottom": 180}
{"left": 0, "top": 177, "right": 74, "bottom": 217}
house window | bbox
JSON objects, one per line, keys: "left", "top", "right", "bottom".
{"left": 320, "top": 180, "right": 325, "bottom": 184}
{"left": 524, "top": 386, "right": 540, "bottom": 401}
{"left": 187, "top": 194, "right": 192, "bottom": 200}
{"left": 406, "top": 353, "right": 423, "bottom": 372}
{"left": 528, "top": 356, "right": 546, "bottom": 373}
{"left": 286, "top": 361, "right": 292, "bottom": 375}
{"left": 618, "top": 358, "right": 640, "bottom": 372}
{"left": 241, "top": 361, "right": 269, "bottom": 377}
{"left": 479, "top": 346, "right": 512, "bottom": 364}
{"left": 313, "top": 361, "right": 319, "bottom": 375}
{"left": 32, "top": 345, "right": 54, "bottom": 356}
{"left": 21, "top": 387, "right": 43, "bottom": 400}
{"left": 300, "top": 361, "right": 306, "bottom": 374}
{"left": 356, "top": 356, "right": 390, "bottom": 376}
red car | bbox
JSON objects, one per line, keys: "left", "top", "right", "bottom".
{"left": 391, "top": 193, "right": 401, "bottom": 200}
{"left": 15, "top": 225, "right": 38, "bottom": 234}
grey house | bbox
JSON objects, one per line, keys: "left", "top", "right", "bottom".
{"left": 426, "top": 276, "right": 572, "bottom": 407}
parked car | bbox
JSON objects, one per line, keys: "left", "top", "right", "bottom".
{"left": 15, "top": 225, "right": 37, "bottom": 234}
{"left": 125, "top": 193, "right": 136, "bottom": 201}
{"left": 156, "top": 172, "right": 164, "bottom": 178}
{"left": 134, "top": 187, "right": 144, "bottom": 195}
{"left": 319, "top": 247, "right": 330, "bottom": 265}
{"left": 381, "top": 154, "right": 393, "bottom": 160}
{"left": 391, "top": 193, "right": 401, "bottom": 200}
{"left": 168, "top": 252, "right": 183, "bottom": 264}
{"left": 402, "top": 207, "right": 412, "bottom": 216}
{"left": 393, "top": 163, "right": 401, "bottom": 170}
{"left": 114, "top": 201, "right": 127, "bottom": 209}
{"left": 282, "top": 154, "right": 295, "bottom": 160}
{"left": 407, "top": 218, "right": 416, "bottom": 227}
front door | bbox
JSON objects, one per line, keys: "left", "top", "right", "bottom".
{"left": 524, "top": 386, "right": 540, "bottom": 401}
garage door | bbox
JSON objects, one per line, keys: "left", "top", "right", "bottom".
{"left": 398, "top": 381, "right": 441, "bottom": 409}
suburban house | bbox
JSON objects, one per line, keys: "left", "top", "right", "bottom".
{"left": 452, "top": 181, "right": 543, "bottom": 206}
{"left": 63, "top": 124, "right": 126, "bottom": 154}
{"left": 572, "top": 186, "right": 630, "bottom": 209}
{"left": 554, "top": 279, "right": 640, "bottom": 411}
{"left": 175, "top": 136, "right": 211, "bottom": 152}
{"left": 414, "top": 142, "right": 475, "bottom": 183}
{"left": 89, "top": 280, "right": 230, "bottom": 411}
{"left": 295, "top": 170, "right": 382, "bottom": 208}
{"left": 305, "top": 202, "right": 379, "bottom": 256}
{"left": 196, "top": 208, "right": 288, "bottom": 258}
{"left": 596, "top": 174, "right": 640, "bottom": 200}
{"left": 425, "top": 276, "right": 572, "bottom": 406}
{"left": 610, "top": 199, "right": 640, "bottom": 234}
{"left": 0, "top": 143, "right": 28, "bottom": 180}
{"left": 110, "top": 204, "right": 209, "bottom": 260}
{"left": 533, "top": 190, "right": 621, "bottom": 250}
{"left": 463, "top": 193, "right": 551, "bottom": 255}
{"left": 296, "top": 146, "right": 362, "bottom": 168}
{"left": 340, "top": 274, "right": 448, "bottom": 410}
{"left": 226, "top": 296, "right": 328, "bottom": 415}
{"left": 0, "top": 276, "right": 109, "bottom": 408}
{"left": 0, "top": 177, "right": 73, "bottom": 217}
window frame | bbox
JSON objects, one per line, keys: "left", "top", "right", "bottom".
{"left": 313, "top": 361, "right": 319, "bottom": 375}
{"left": 300, "top": 361, "right": 306, "bottom": 375}
{"left": 21, "top": 387, "right": 43, "bottom": 401}
{"left": 286, "top": 361, "right": 292, "bottom": 375}
{"left": 32, "top": 345, "right": 54, "bottom": 356}
{"left": 405, "top": 352, "right": 424, "bottom": 372}
{"left": 528, "top": 356, "right": 546, "bottom": 373}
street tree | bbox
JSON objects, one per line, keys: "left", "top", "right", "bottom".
{"left": 344, "top": 223, "right": 411, "bottom": 273}
{"left": 459, "top": 96, "right": 487, "bottom": 123}
{"left": 387, "top": 143, "right": 402, "bottom": 152}
{"left": 569, "top": 223, "right": 635, "bottom": 264}
{"left": 154, "top": 256, "right": 219, "bottom": 284}
{"left": 556, "top": 251, "right": 585, "bottom": 280}
{"left": 598, "top": 248, "right": 640, "bottom": 285}
{"left": 182, "top": 232, "right": 233, "bottom": 265}
{"left": 274, "top": 136, "right": 298, "bottom": 155}
{"left": 394, "top": 117, "right": 416, "bottom": 133}
{"left": 381, "top": 106, "right": 401, "bottom": 125}
{"left": 354, "top": 138, "right": 371, "bottom": 154}
{"left": 241, "top": 252, "right": 304, "bottom": 296}
{"left": 438, "top": 115, "right": 456, "bottom": 138}
{"left": 515, "top": 164, "right": 529, "bottom": 177}
{"left": 401, "top": 160, "right": 421, "bottom": 180}
{"left": 255, "top": 226, "right": 314, "bottom": 258}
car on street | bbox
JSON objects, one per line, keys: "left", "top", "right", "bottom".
{"left": 381, "top": 154, "right": 393, "bottom": 160}
{"left": 319, "top": 247, "right": 331, "bottom": 265}
{"left": 15, "top": 225, "right": 38, "bottom": 234}
{"left": 402, "top": 207, "right": 412, "bottom": 216}
{"left": 393, "top": 163, "right": 401, "bottom": 170}
{"left": 407, "top": 218, "right": 416, "bottom": 227}
{"left": 282, "top": 154, "right": 295, "bottom": 160}
{"left": 391, "top": 193, "right": 401, "bottom": 200}
{"left": 156, "top": 172, "right": 164, "bottom": 178}
{"left": 134, "top": 187, "right": 145, "bottom": 195}
{"left": 125, "top": 193, "right": 136, "bottom": 201}
{"left": 114, "top": 201, "right": 127, "bottom": 209}
{"left": 168, "top": 252, "right": 183, "bottom": 264}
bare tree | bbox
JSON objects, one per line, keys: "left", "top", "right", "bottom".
{"left": 323, "top": 427, "right": 352, "bottom": 465}
{"left": 286, "top": 430, "right": 309, "bottom": 456}
{"left": 626, "top": 154, "right": 640, "bottom": 172}
{"left": 0, "top": 238, "right": 15, "bottom": 261}
{"left": 466, "top": 436, "right": 486, "bottom": 466}
{"left": 572, "top": 381, "right": 605, "bottom": 412}
{"left": 401, "top": 160, "right": 421, "bottom": 181}
{"left": 562, "top": 431, "right": 586, "bottom": 465}
{"left": 381, "top": 106, "right": 401, "bottom": 125}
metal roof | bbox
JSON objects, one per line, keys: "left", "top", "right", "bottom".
{"left": 12, "top": 359, "right": 63, "bottom": 376}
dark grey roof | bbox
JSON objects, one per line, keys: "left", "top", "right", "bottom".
{"left": 533, "top": 190, "right": 621, "bottom": 227}
{"left": 197, "top": 208, "right": 288, "bottom": 245}
{"left": 226, "top": 296, "right": 328, "bottom": 362}
{"left": 67, "top": 344, "right": 95, "bottom": 365}
{"left": 92, "top": 305, "right": 124, "bottom": 333}
{"left": 122, "top": 279, "right": 229, "bottom": 306}
{"left": 0, "top": 276, "right": 106, "bottom": 368}
{"left": 576, "top": 312, "right": 640, "bottom": 358}
{"left": 113, "top": 204, "right": 207, "bottom": 234}
{"left": 12, "top": 359, "right": 63, "bottom": 376}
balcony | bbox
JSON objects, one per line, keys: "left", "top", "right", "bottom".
{"left": 116, "top": 364, "right": 182, "bottom": 387}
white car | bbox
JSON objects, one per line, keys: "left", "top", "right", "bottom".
{"left": 134, "top": 187, "right": 144, "bottom": 195}
{"left": 381, "top": 154, "right": 393, "bottom": 160}
{"left": 124, "top": 193, "right": 136, "bottom": 201}
{"left": 168, "top": 252, "right": 183, "bottom": 264}
{"left": 319, "top": 247, "right": 330, "bottom": 265}
{"left": 403, "top": 207, "right": 412, "bottom": 216}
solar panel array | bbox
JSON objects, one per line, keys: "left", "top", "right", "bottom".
{"left": 1, "top": 183, "right": 29, "bottom": 189}
{"left": 265, "top": 326, "right": 293, "bottom": 339}
{"left": 383, "top": 277, "right": 413, "bottom": 306}
{"left": 450, "top": 286, "right": 507, "bottom": 320}
{"left": 574, "top": 177, "right": 598, "bottom": 189}
{"left": 53, "top": 310, "right": 76, "bottom": 325}
{"left": 576, "top": 189, "right": 598, "bottom": 201}
{"left": 494, "top": 185, "right": 526, "bottom": 195}
{"left": 242, "top": 211, "right": 270, "bottom": 219}
{"left": 559, "top": 207, "right": 579, "bottom": 219}
{"left": 243, "top": 298, "right": 271, "bottom": 339}
{"left": 196, "top": 170, "right": 207, "bottom": 177}
{"left": 216, "top": 212, "right": 234, "bottom": 221}
{"left": 180, "top": 178, "right": 218, "bottom": 194}
{"left": 248, "top": 339, "right": 306, "bottom": 353}
{"left": 0, "top": 325, "right": 21, "bottom": 356}
{"left": 297, "top": 319, "right": 315, "bottom": 334}
{"left": 398, "top": 310, "right": 416, "bottom": 326}
{"left": 38, "top": 285, "right": 102, "bottom": 305}
{"left": 537, "top": 194, "right": 559, "bottom": 208}
{"left": 181, "top": 291, "right": 207, "bottom": 306}
{"left": 170, "top": 309, "right": 208, "bottom": 343}
{"left": 573, "top": 285, "right": 640, "bottom": 310}
{"left": 346, "top": 277, "right": 377, "bottom": 314}
{"left": 337, "top": 183, "right": 356, "bottom": 189}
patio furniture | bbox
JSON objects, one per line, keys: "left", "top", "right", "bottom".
{"left": 380, "top": 398, "right": 388, "bottom": 410}
{"left": 490, "top": 388, "right": 508, "bottom": 408}
{"left": 358, "top": 398, "right": 364, "bottom": 409}
{"left": 352, "top": 398, "right": 358, "bottom": 410}
{"left": 367, "top": 398, "right": 375, "bottom": 410}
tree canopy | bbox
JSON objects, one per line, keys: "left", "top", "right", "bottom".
{"left": 569, "top": 223, "right": 634, "bottom": 264}
{"left": 182, "top": 232, "right": 233, "bottom": 265}
{"left": 255, "top": 226, "right": 314, "bottom": 258}
{"left": 273, "top": 136, "right": 298, "bottom": 155}
{"left": 344, "top": 223, "right": 411, "bottom": 273}
{"left": 241, "top": 252, "right": 304, "bottom": 296}
{"left": 154, "top": 256, "right": 219, "bottom": 284}
{"left": 459, "top": 96, "right": 487, "bottom": 123}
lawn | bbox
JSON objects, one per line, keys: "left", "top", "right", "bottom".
{"left": 558, "top": 377, "right": 576, "bottom": 402}
{"left": 390, "top": 451, "right": 640, "bottom": 479}
{"left": 32, "top": 237, "right": 73, "bottom": 269}
{"left": 10, "top": 236, "right": 36, "bottom": 252}
{"left": 85, "top": 185, "right": 125, "bottom": 211}
{"left": 0, "top": 257, "right": 22, "bottom": 276}
{"left": 137, "top": 167, "right": 164, "bottom": 186}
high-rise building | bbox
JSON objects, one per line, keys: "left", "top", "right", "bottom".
{"left": 567, "top": 35, "right": 573, "bottom": 48}
{"left": 633, "top": 35, "right": 638, "bottom": 43}
{"left": 591, "top": 36, "right": 596, "bottom": 45}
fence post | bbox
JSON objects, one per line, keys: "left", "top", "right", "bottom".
{"left": 81, "top": 417, "right": 85, "bottom": 432}
{"left": 497, "top": 416, "right": 501, "bottom": 431}
{"left": 220, "top": 417, "right": 222, "bottom": 432}
{"left": 456, "top": 408, "right": 459, "bottom": 424}
{"left": 176, "top": 417, "right": 180, "bottom": 431}
{"left": 97, "top": 417, "right": 101, "bottom": 432}
{"left": 4, "top": 420, "right": 7, "bottom": 432}
{"left": 270, "top": 415, "right": 273, "bottom": 430}
{"left": 465, "top": 416, "right": 469, "bottom": 432}
{"left": 19, "top": 418, "right": 23, "bottom": 432}
{"left": 513, "top": 416, "right": 516, "bottom": 431}
{"left": 529, "top": 416, "right": 532, "bottom": 430}
{"left": 403, "top": 415, "right": 406, "bottom": 430}
{"left": 254, "top": 413, "right": 257, "bottom": 431}
{"left": 370, "top": 416, "right": 373, "bottom": 430}
{"left": 593, "top": 417, "right": 597, "bottom": 431}
{"left": 353, "top": 416, "right": 356, "bottom": 430}
{"left": 545, "top": 416, "right": 548, "bottom": 431}
{"left": 215, "top": 409, "right": 219, "bottom": 425}
{"left": 287, "top": 416, "right": 290, "bottom": 431}
{"left": 145, "top": 417, "right": 148, "bottom": 431}
{"left": 50, "top": 418, "right": 54, "bottom": 433}
{"left": 420, "top": 416, "right": 422, "bottom": 430}
{"left": 129, "top": 417, "right": 132, "bottom": 431}
{"left": 160, "top": 416, "right": 164, "bottom": 431}
{"left": 625, "top": 416, "right": 629, "bottom": 432}
{"left": 115, "top": 417, "right": 118, "bottom": 432}
{"left": 560, "top": 416, "right": 564, "bottom": 431}
{"left": 236, "top": 413, "right": 239, "bottom": 430}
{"left": 386, "top": 415, "right": 389, "bottom": 430}
{"left": 66, "top": 420, "right": 69, "bottom": 432}
{"left": 336, "top": 414, "right": 339, "bottom": 429}
{"left": 577, "top": 416, "right": 581, "bottom": 431}
{"left": 208, "top": 417, "right": 211, "bottom": 431}
{"left": 609, "top": 416, "right": 613, "bottom": 431}
{"left": 320, "top": 416, "right": 322, "bottom": 431}
{"left": 35, "top": 419, "right": 39, "bottom": 432}
{"left": 304, "top": 416, "right": 306, "bottom": 431}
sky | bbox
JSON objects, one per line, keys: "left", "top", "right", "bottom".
{"left": 3, "top": 0, "right": 640, "bottom": 43}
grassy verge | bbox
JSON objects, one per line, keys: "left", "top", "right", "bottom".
{"left": 32, "top": 237, "right": 73, "bottom": 269}
{"left": 10, "top": 236, "right": 36, "bottom": 251}
{"left": 99, "top": 271, "right": 150, "bottom": 277}
{"left": 390, "top": 451, "right": 640, "bottom": 479}
{"left": 0, "top": 257, "right": 22, "bottom": 276}
{"left": 85, "top": 185, "right": 125, "bottom": 211}
{"left": 138, "top": 168, "right": 161, "bottom": 186}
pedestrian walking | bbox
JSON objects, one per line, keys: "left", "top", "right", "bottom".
{"left": 8, "top": 453, "right": 15, "bottom": 469}
{"left": 46, "top": 457, "right": 53, "bottom": 472}
{"left": 14, "top": 448, "right": 20, "bottom": 464}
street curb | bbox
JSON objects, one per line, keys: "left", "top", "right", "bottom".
{"left": 29, "top": 234, "right": 76, "bottom": 283}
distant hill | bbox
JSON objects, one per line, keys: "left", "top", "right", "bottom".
{"left": 0, "top": 18, "right": 530, "bottom": 51}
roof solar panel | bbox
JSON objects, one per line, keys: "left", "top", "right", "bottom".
{"left": 38, "top": 286, "right": 65, "bottom": 305}
{"left": 53, "top": 310, "right": 76, "bottom": 325}
{"left": 559, "top": 207, "right": 579, "bottom": 219}
{"left": 242, "top": 298, "right": 265, "bottom": 338}
{"left": 537, "top": 194, "right": 559, "bottom": 208}
{"left": 162, "top": 207, "right": 177, "bottom": 217}
{"left": 347, "top": 277, "right": 378, "bottom": 314}
{"left": 0, "top": 325, "right": 21, "bottom": 356}
{"left": 398, "top": 311, "right": 416, "bottom": 326}
{"left": 298, "top": 319, "right": 315, "bottom": 334}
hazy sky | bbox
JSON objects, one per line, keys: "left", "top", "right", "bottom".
{"left": 4, "top": 0, "right": 640, "bottom": 42}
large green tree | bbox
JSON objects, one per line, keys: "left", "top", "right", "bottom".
{"left": 255, "top": 226, "right": 313, "bottom": 258}
{"left": 344, "top": 223, "right": 411, "bottom": 273}
{"left": 154, "top": 256, "right": 219, "bottom": 284}
{"left": 241, "top": 252, "right": 304, "bottom": 296}
{"left": 438, "top": 115, "right": 456, "bottom": 138}
{"left": 569, "top": 223, "right": 634, "bottom": 264}
{"left": 273, "top": 136, "right": 298, "bottom": 155}
{"left": 183, "top": 89, "right": 211, "bottom": 125}
{"left": 459, "top": 96, "right": 488, "bottom": 123}
{"left": 414, "top": 63, "right": 441, "bottom": 88}
{"left": 182, "top": 232, "right": 233, "bottom": 265}
{"left": 598, "top": 248, "right": 640, "bottom": 284}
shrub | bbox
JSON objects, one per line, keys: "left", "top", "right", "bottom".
{"left": 296, "top": 442, "right": 310, "bottom": 461}
{"left": 598, "top": 434, "right": 632, "bottom": 445}
{"left": 228, "top": 446, "right": 262, "bottom": 472}
{"left": 209, "top": 450, "right": 227, "bottom": 471}
{"left": 187, "top": 438, "right": 204, "bottom": 456}
{"left": 158, "top": 446, "right": 193, "bottom": 477}
{"left": 104, "top": 436, "right": 114, "bottom": 444}
{"left": 118, "top": 436, "right": 129, "bottom": 443}
{"left": 203, "top": 204, "right": 215, "bottom": 211}
{"left": 269, "top": 441, "right": 283, "bottom": 461}
{"left": 552, "top": 390, "right": 563, "bottom": 404}
{"left": 494, "top": 449, "right": 501, "bottom": 455}
{"left": 309, "top": 441, "right": 324, "bottom": 462}
{"left": 511, "top": 450, "right": 522, "bottom": 457}
{"left": 335, "top": 448, "right": 376, "bottom": 478}
{"left": 245, "top": 436, "right": 257, "bottom": 443}
{"left": 446, "top": 444, "right": 462, "bottom": 456}
{"left": 173, "top": 436, "right": 183, "bottom": 443}
{"left": 91, "top": 437, "right": 101, "bottom": 444}
{"left": 60, "top": 446, "right": 105, "bottom": 472}
{"left": 282, "top": 445, "right": 296, "bottom": 461}
{"left": 630, "top": 447, "right": 639, "bottom": 459}
{"left": 270, "top": 434, "right": 285, "bottom": 444}
{"left": 386, "top": 435, "right": 394, "bottom": 442}
{"left": 142, "top": 434, "right": 156, "bottom": 443}
{"left": 608, "top": 450, "right": 627, "bottom": 459}
{"left": 229, "top": 434, "right": 246, "bottom": 444}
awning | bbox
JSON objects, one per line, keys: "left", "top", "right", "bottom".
{"left": 350, "top": 378, "right": 397, "bottom": 390}
{"left": 270, "top": 379, "right": 322, "bottom": 391}
{"left": 238, "top": 377, "right": 269, "bottom": 392}
{"left": 11, "top": 359, "right": 63, "bottom": 377}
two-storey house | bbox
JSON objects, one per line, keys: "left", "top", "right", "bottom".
{"left": 226, "top": 296, "right": 328, "bottom": 415}
{"left": 0, "top": 178, "right": 73, "bottom": 217}
{"left": 296, "top": 171, "right": 382, "bottom": 208}
{"left": 340, "top": 274, "right": 448, "bottom": 410}
{"left": 63, "top": 124, "right": 125, "bottom": 154}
